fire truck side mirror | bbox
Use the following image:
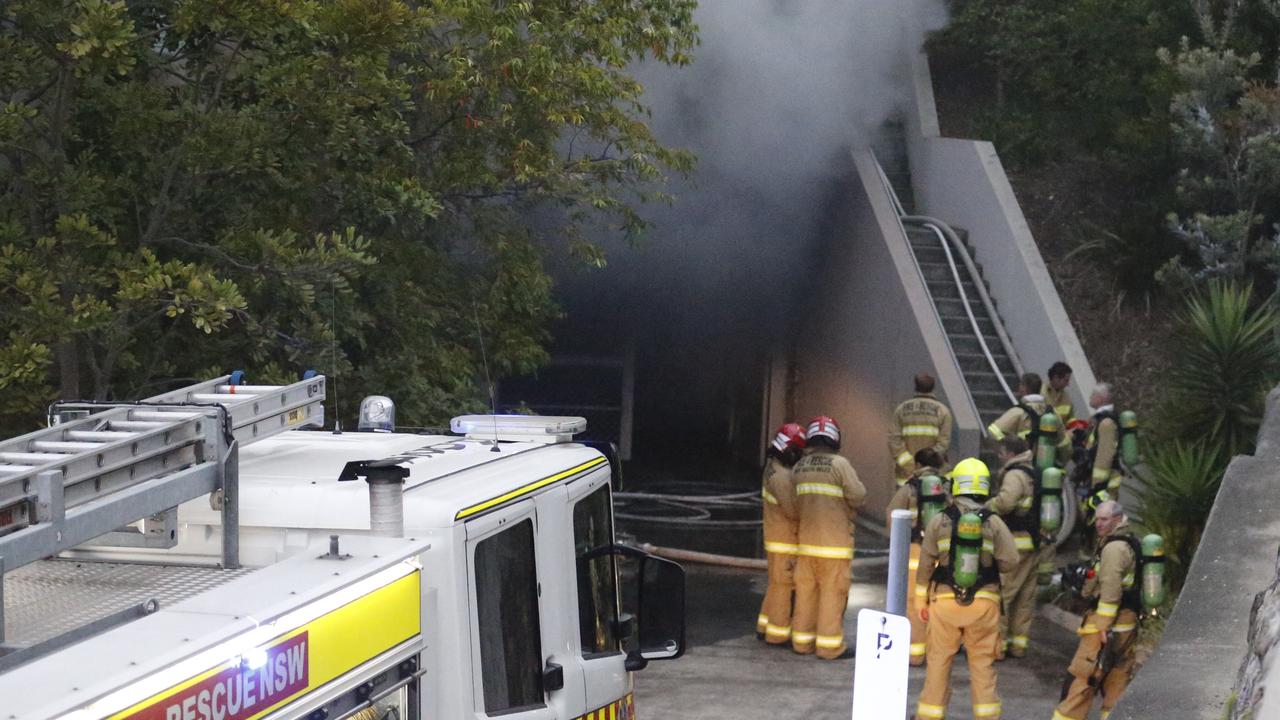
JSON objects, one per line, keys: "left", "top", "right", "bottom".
{"left": 634, "top": 554, "right": 686, "bottom": 664}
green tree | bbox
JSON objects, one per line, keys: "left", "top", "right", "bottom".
{"left": 1158, "top": 39, "right": 1280, "bottom": 286}
{"left": 928, "top": 0, "right": 1194, "bottom": 163}
{"left": 0, "top": 0, "right": 698, "bottom": 432}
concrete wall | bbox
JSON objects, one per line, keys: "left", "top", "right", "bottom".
{"left": 788, "top": 150, "right": 982, "bottom": 521}
{"left": 1112, "top": 386, "right": 1280, "bottom": 719}
{"left": 903, "top": 44, "right": 1096, "bottom": 413}
{"left": 911, "top": 139, "right": 1096, "bottom": 414}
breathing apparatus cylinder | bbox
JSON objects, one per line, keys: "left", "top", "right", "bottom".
{"left": 919, "top": 474, "right": 947, "bottom": 529}
{"left": 1142, "top": 533, "right": 1166, "bottom": 608}
{"left": 953, "top": 513, "right": 984, "bottom": 589}
{"left": 1120, "top": 410, "right": 1140, "bottom": 466}
{"left": 1038, "top": 556, "right": 1057, "bottom": 586}
{"left": 1035, "top": 412, "right": 1061, "bottom": 470}
{"left": 1040, "top": 466, "right": 1063, "bottom": 537}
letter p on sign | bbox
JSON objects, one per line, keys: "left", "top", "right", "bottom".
{"left": 851, "top": 609, "right": 910, "bottom": 719}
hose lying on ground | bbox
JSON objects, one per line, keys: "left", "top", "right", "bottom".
{"left": 614, "top": 481, "right": 890, "bottom": 564}
{"left": 614, "top": 482, "right": 764, "bottom": 528}
{"left": 640, "top": 543, "right": 892, "bottom": 571}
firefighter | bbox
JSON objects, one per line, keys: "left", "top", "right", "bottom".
{"left": 757, "top": 422, "right": 807, "bottom": 645}
{"left": 986, "top": 435, "right": 1042, "bottom": 659}
{"left": 1083, "top": 383, "right": 1123, "bottom": 521}
{"left": 987, "top": 373, "right": 1068, "bottom": 464}
{"left": 1053, "top": 501, "right": 1141, "bottom": 720}
{"left": 791, "top": 415, "right": 866, "bottom": 660}
{"left": 887, "top": 447, "right": 948, "bottom": 666}
{"left": 1042, "top": 361, "right": 1075, "bottom": 423}
{"left": 888, "top": 373, "right": 953, "bottom": 483}
{"left": 915, "top": 458, "right": 1020, "bottom": 720}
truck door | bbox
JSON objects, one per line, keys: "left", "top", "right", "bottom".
{"left": 464, "top": 500, "right": 563, "bottom": 720}
{"left": 563, "top": 471, "right": 629, "bottom": 711}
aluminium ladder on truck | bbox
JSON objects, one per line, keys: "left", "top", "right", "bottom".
{"left": 0, "top": 371, "right": 326, "bottom": 645}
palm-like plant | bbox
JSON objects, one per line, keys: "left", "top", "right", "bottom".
{"left": 1165, "top": 281, "right": 1280, "bottom": 458}
{"left": 1131, "top": 441, "right": 1226, "bottom": 592}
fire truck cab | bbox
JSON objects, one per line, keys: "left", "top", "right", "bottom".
{"left": 0, "top": 375, "right": 685, "bottom": 720}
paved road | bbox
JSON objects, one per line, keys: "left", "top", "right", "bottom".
{"left": 635, "top": 564, "right": 1080, "bottom": 719}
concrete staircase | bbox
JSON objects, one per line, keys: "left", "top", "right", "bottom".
{"left": 905, "top": 225, "right": 1019, "bottom": 428}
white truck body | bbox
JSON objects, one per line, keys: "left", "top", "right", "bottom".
{"left": 0, "top": 389, "right": 681, "bottom": 720}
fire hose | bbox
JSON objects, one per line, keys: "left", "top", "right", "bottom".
{"left": 613, "top": 482, "right": 891, "bottom": 569}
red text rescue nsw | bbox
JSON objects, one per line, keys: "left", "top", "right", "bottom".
{"left": 124, "top": 632, "right": 309, "bottom": 720}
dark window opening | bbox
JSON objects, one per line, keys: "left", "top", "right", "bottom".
{"left": 475, "top": 519, "right": 544, "bottom": 714}
{"left": 574, "top": 484, "right": 621, "bottom": 656}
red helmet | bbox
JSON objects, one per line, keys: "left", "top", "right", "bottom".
{"left": 771, "top": 423, "right": 808, "bottom": 453}
{"left": 807, "top": 415, "right": 841, "bottom": 445}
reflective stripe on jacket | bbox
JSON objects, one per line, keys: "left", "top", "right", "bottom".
{"left": 888, "top": 394, "right": 953, "bottom": 473}
{"left": 793, "top": 449, "right": 866, "bottom": 558}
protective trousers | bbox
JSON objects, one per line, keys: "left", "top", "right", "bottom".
{"left": 791, "top": 555, "right": 850, "bottom": 659}
{"left": 1053, "top": 609, "right": 1139, "bottom": 720}
{"left": 908, "top": 542, "right": 927, "bottom": 665}
{"left": 757, "top": 549, "right": 797, "bottom": 644}
{"left": 999, "top": 547, "right": 1040, "bottom": 656}
{"left": 916, "top": 597, "right": 1003, "bottom": 720}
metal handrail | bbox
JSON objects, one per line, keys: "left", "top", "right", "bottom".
{"left": 916, "top": 220, "right": 1016, "bottom": 403}
{"left": 871, "top": 156, "right": 1023, "bottom": 404}
{"left": 904, "top": 215, "right": 1024, "bottom": 392}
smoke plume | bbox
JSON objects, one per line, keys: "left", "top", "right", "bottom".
{"left": 550, "top": 0, "right": 947, "bottom": 456}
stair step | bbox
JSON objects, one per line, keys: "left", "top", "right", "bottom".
{"left": 933, "top": 298, "right": 1001, "bottom": 323}
{"left": 918, "top": 262, "right": 953, "bottom": 283}
{"left": 906, "top": 227, "right": 976, "bottom": 259}
{"left": 926, "top": 279, "right": 984, "bottom": 303}
{"left": 972, "top": 390, "right": 1014, "bottom": 413}
{"left": 948, "top": 334, "right": 1011, "bottom": 358}
{"left": 942, "top": 315, "right": 997, "bottom": 336}
{"left": 911, "top": 245, "right": 948, "bottom": 265}
{"left": 955, "top": 352, "right": 1017, "bottom": 376}
{"left": 920, "top": 261, "right": 987, "bottom": 285}
{"left": 963, "top": 372, "right": 1015, "bottom": 395}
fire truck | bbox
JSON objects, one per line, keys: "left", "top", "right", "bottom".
{"left": 0, "top": 372, "right": 685, "bottom": 719}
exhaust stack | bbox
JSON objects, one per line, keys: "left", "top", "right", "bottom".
{"left": 338, "top": 460, "right": 410, "bottom": 538}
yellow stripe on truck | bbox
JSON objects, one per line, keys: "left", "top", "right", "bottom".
{"left": 456, "top": 456, "right": 608, "bottom": 520}
{"left": 108, "top": 570, "right": 421, "bottom": 720}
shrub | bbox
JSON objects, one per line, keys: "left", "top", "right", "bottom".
{"left": 1131, "top": 440, "right": 1226, "bottom": 592}
{"left": 1163, "top": 280, "right": 1280, "bottom": 457}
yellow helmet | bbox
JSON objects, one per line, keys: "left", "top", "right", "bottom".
{"left": 951, "top": 457, "right": 991, "bottom": 497}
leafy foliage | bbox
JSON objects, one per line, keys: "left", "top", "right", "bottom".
{"left": 1132, "top": 440, "right": 1226, "bottom": 592}
{"left": 929, "top": 0, "right": 1195, "bottom": 164}
{"left": 1163, "top": 281, "right": 1280, "bottom": 456}
{"left": 1159, "top": 41, "right": 1280, "bottom": 286}
{"left": 0, "top": 0, "right": 699, "bottom": 432}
